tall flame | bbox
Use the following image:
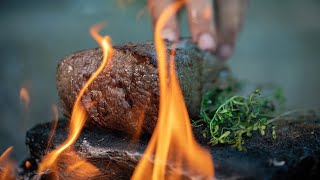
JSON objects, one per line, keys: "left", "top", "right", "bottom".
{"left": 132, "top": 1, "right": 214, "bottom": 179}
{"left": 38, "top": 24, "right": 113, "bottom": 173}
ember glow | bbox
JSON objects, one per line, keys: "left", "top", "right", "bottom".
{"left": 132, "top": 1, "right": 214, "bottom": 179}
{"left": 37, "top": 24, "right": 113, "bottom": 174}
{"left": 25, "top": 160, "right": 31, "bottom": 169}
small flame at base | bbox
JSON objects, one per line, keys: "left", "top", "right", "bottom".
{"left": 132, "top": 1, "right": 214, "bottom": 179}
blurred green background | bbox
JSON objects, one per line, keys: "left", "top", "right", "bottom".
{"left": 1, "top": 0, "right": 320, "bottom": 160}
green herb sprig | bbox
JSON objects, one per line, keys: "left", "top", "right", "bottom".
{"left": 194, "top": 87, "right": 283, "bottom": 151}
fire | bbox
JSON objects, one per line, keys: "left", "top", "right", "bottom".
{"left": 62, "top": 150, "right": 102, "bottom": 179}
{"left": 20, "top": 87, "right": 30, "bottom": 130}
{"left": 0, "top": 147, "right": 16, "bottom": 180}
{"left": 131, "top": 105, "right": 146, "bottom": 142}
{"left": 131, "top": 1, "right": 214, "bottom": 179}
{"left": 65, "top": 153, "right": 101, "bottom": 176}
{"left": 46, "top": 104, "right": 59, "bottom": 153}
{"left": 38, "top": 24, "right": 113, "bottom": 175}
{"left": 20, "top": 87, "right": 30, "bottom": 108}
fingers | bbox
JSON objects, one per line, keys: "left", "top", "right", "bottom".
{"left": 216, "top": 0, "right": 247, "bottom": 59}
{"left": 148, "top": 0, "right": 180, "bottom": 42}
{"left": 148, "top": 0, "right": 246, "bottom": 60}
{"left": 186, "top": 0, "right": 217, "bottom": 51}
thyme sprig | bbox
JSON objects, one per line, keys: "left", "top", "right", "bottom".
{"left": 194, "top": 87, "right": 283, "bottom": 151}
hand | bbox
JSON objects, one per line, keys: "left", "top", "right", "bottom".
{"left": 148, "top": 0, "right": 247, "bottom": 60}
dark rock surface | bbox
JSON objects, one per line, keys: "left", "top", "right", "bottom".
{"left": 22, "top": 120, "right": 146, "bottom": 180}
{"left": 22, "top": 110, "right": 320, "bottom": 180}
{"left": 57, "top": 39, "right": 231, "bottom": 135}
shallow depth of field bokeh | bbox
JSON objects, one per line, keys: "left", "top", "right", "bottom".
{"left": 1, "top": 0, "right": 320, "bottom": 160}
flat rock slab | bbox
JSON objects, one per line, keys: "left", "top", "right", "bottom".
{"left": 22, "top": 111, "right": 320, "bottom": 179}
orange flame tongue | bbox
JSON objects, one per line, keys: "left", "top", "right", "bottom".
{"left": 38, "top": 24, "right": 113, "bottom": 174}
{"left": 46, "top": 104, "right": 59, "bottom": 153}
{"left": 132, "top": 1, "right": 214, "bottom": 179}
{"left": 0, "top": 147, "right": 16, "bottom": 180}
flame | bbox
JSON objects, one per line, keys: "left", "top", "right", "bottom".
{"left": 131, "top": 105, "right": 146, "bottom": 142}
{"left": 46, "top": 104, "right": 59, "bottom": 153}
{"left": 20, "top": 87, "right": 30, "bottom": 108}
{"left": 62, "top": 150, "right": 101, "bottom": 179}
{"left": 132, "top": 1, "right": 214, "bottom": 179}
{"left": 38, "top": 24, "right": 113, "bottom": 174}
{"left": 20, "top": 87, "right": 30, "bottom": 130}
{"left": 38, "top": 150, "right": 101, "bottom": 179}
{"left": 0, "top": 147, "right": 16, "bottom": 180}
